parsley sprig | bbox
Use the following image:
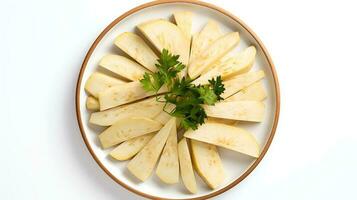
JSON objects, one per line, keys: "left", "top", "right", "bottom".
{"left": 140, "top": 49, "right": 225, "bottom": 130}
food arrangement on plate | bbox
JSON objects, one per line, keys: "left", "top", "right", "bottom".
{"left": 84, "top": 11, "right": 267, "bottom": 194}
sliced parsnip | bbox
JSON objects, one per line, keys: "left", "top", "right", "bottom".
{"left": 109, "top": 133, "right": 155, "bottom": 161}
{"left": 84, "top": 72, "right": 125, "bottom": 97}
{"left": 153, "top": 103, "right": 175, "bottom": 125}
{"left": 226, "top": 81, "right": 267, "bottom": 101}
{"left": 127, "top": 118, "right": 175, "bottom": 181}
{"left": 204, "top": 101, "right": 265, "bottom": 122}
{"left": 190, "top": 21, "right": 222, "bottom": 64}
{"left": 193, "top": 46, "right": 256, "bottom": 85}
{"left": 137, "top": 19, "right": 190, "bottom": 77}
{"left": 90, "top": 97, "right": 163, "bottom": 126}
{"left": 206, "top": 117, "right": 237, "bottom": 126}
{"left": 98, "top": 117, "right": 162, "bottom": 148}
{"left": 188, "top": 32, "right": 240, "bottom": 79}
{"left": 191, "top": 140, "right": 225, "bottom": 189}
{"left": 99, "top": 54, "right": 149, "bottom": 81}
{"left": 184, "top": 122, "right": 260, "bottom": 158}
{"left": 222, "top": 70, "right": 265, "bottom": 98}
{"left": 173, "top": 11, "right": 193, "bottom": 39}
{"left": 86, "top": 96, "right": 99, "bottom": 111}
{"left": 178, "top": 138, "right": 197, "bottom": 194}
{"left": 114, "top": 32, "right": 158, "bottom": 72}
{"left": 98, "top": 81, "right": 167, "bottom": 110}
{"left": 156, "top": 118, "right": 179, "bottom": 184}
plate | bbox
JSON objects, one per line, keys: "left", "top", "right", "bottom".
{"left": 75, "top": 0, "right": 280, "bottom": 199}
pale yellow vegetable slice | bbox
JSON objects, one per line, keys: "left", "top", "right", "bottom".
{"left": 99, "top": 54, "right": 149, "bottom": 81}
{"left": 222, "top": 70, "right": 265, "bottom": 98}
{"left": 188, "top": 32, "right": 240, "bottom": 79}
{"left": 127, "top": 118, "right": 175, "bottom": 181}
{"left": 153, "top": 103, "right": 175, "bottom": 125}
{"left": 156, "top": 118, "right": 179, "bottom": 184}
{"left": 98, "top": 117, "right": 162, "bottom": 148}
{"left": 84, "top": 72, "right": 125, "bottom": 98}
{"left": 89, "top": 97, "right": 163, "bottom": 126}
{"left": 114, "top": 32, "right": 158, "bottom": 72}
{"left": 137, "top": 19, "right": 190, "bottom": 77}
{"left": 190, "top": 21, "right": 222, "bottom": 64}
{"left": 206, "top": 117, "right": 237, "bottom": 126}
{"left": 191, "top": 140, "right": 225, "bottom": 189}
{"left": 178, "top": 138, "right": 197, "bottom": 194}
{"left": 226, "top": 81, "right": 267, "bottom": 101}
{"left": 109, "top": 133, "right": 155, "bottom": 161}
{"left": 193, "top": 46, "right": 256, "bottom": 85}
{"left": 204, "top": 101, "right": 265, "bottom": 122}
{"left": 173, "top": 11, "right": 193, "bottom": 39}
{"left": 184, "top": 122, "right": 260, "bottom": 158}
{"left": 86, "top": 96, "right": 99, "bottom": 111}
{"left": 98, "top": 81, "right": 167, "bottom": 110}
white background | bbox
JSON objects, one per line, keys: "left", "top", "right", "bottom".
{"left": 1, "top": 0, "right": 356, "bottom": 199}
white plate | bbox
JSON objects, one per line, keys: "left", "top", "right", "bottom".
{"left": 76, "top": 1, "right": 280, "bottom": 199}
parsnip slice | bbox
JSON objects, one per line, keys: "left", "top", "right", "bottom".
{"left": 173, "top": 11, "right": 193, "bottom": 39}
{"left": 204, "top": 101, "right": 265, "bottom": 122}
{"left": 226, "top": 81, "right": 267, "bottom": 101}
{"left": 90, "top": 97, "right": 163, "bottom": 126}
{"left": 156, "top": 118, "right": 179, "bottom": 184}
{"left": 99, "top": 54, "right": 149, "bottom": 81}
{"left": 184, "top": 122, "right": 260, "bottom": 158}
{"left": 193, "top": 46, "right": 256, "bottom": 85}
{"left": 190, "top": 21, "right": 222, "bottom": 64}
{"left": 191, "top": 140, "right": 225, "bottom": 189}
{"left": 86, "top": 96, "right": 99, "bottom": 111}
{"left": 137, "top": 19, "right": 190, "bottom": 77}
{"left": 98, "top": 81, "right": 167, "bottom": 110}
{"left": 84, "top": 72, "right": 125, "bottom": 98}
{"left": 188, "top": 32, "right": 240, "bottom": 79}
{"left": 98, "top": 117, "right": 162, "bottom": 148}
{"left": 178, "top": 138, "right": 197, "bottom": 194}
{"left": 127, "top": 118, "right": 175, "bottom": 181}
{"left": 206, "top": 117, "right": 237, "bottom": 126}
{"left": 114, "top": 32, "right": 158, "bottom": 72}
{"left": 222, "top": 70, "right": 265, "bottom": 98}
{"left": 109, "top": 133, "right": 155, "bottom": 161}
{"left": 153, "top": 103, "right": 175, "bottom": 125}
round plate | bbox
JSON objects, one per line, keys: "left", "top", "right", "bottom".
{"left": 76, "top": 0, "right": 280, "bottom": 199}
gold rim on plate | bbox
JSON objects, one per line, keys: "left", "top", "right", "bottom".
{"left": 75, "top": 0, "right": 280, "bottom": 199}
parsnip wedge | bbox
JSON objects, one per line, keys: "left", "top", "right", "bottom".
{"left": 191, "top": 140, "right": 225, "bottom": 189}
{"left": 109, "top": 133, "right": 155, "bottom": 161}
{"left": 226, "top": 81, "right": 267, "bottom": 101}
{"left": 193, "top": 46, "right": 256, "bottom": 85}
{"left": 190, "top": 21, "right": 222, "bottom": 64}
{"left": 98, "top": 117, "right": 162, "bottom": 148}
{"left": 90, "top": 97, "right": 163, "bottom": 126}
{"left": 206, "top": 117, "right": 237, "bottom": 126}
{"left": 188, "top": 32, "right": 240, "bottom": 79}
{"left": 173, "top": 11, "right": 193, "bottom": 39}
{"left": 137, "top": 19, "right": 190, "bottom": 67}
{"left": 178, "top": 138, "right": 197, "bottom": 194}
{"left": 127, "top": 118, "right": 175, "bottom": 181}
{"left": 86, "top": 96, "right": 99, "bottom": 111}
{"left": 114, "top": 32, "right": 158, "bottom": 72}
{"left": 99, "top": 54, "right": 149, "bottom": 81}
{"left": 222, "top": 70, "right": 265, "bottom": 98}
{"left": 98, "top": 81, "right": 167, "bottom": 110}
{"left": 153, "top": 103, "right": 175, "bottom": 125}
{"left": 156, "top": 118, "right": 179, "bottom": 184}
{"left": 184, "top": 122, "right": 260, "bottom": 158}
{"left": 204, "top": 101, "right": 265, "bottom": 122}
{"left": 84, "top": 72, "right": 125, "bottom": 98}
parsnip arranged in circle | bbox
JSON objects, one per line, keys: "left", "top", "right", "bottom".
{"left": 225, "top": 81, "right": 267, "bottom": 101}
{"left": 84, "top": 72, "right": 125, "bottom": 98}
{"left": 98, "top": 117, "right": 162, "bottom": 148}
{"left": 127, "top": 118, "right": 176, "bottom": 181}
{"left": 191, "top": 140, "right": 225, "bottom": 189}
{"left": 178, "top": 138, "right": 197, "bottom": 194}
{"left": 86, "top": 96, "right": 99, "bottom": 111}
{"left": 184, "top": 122, "right": 260, "bottom": 158}
{"left": 173, "top": 11, "right": 193, "bottom": 39}
{"left": 114, "top": 32, "right": 158, "bottom": 72}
